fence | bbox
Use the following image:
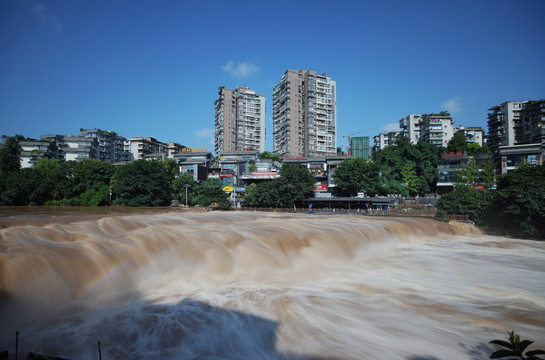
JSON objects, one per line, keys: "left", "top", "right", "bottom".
{"left": 239, "top": 207, "right": 436, "bottom": 217}
{"left": 443, "top": 214, "right": 470, "bottom": 221}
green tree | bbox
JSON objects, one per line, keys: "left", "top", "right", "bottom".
{"left": 172, "top": 173, "right": 197, "bottom": 205}
{"left": 161, "top": 158, "right": 179, "bottom": 179}
{"left": 455, "top": 158, "right": 481, "bottom": 185}
{"left": 467, "top": 142, "right": 490, "bottom": 156}
{"left": 0, "top": 168, "right": 52, "bottom": 206}
{"left": 413, "top": 141, "right": 443, "bottom": 194}
{"left": 33, "top": 158, "right": 62, "bottom": 203}
{"left": 455, "top": 156, "right": 497, "bottom": 190}
{"left": 113, "top": 160, "right": 172, "bottom": 207}
{"left": 487, "top": 165, "right": 545, "bottom": 239}
{"left": 276, "top": 163, "right": 315, "bottom": 207}
{"left": 79, "top": 184, "right": 111, "bottom": 206}
{"left": 59, "top": 159, "right": 116, "bottom": 205}
{"left": 0, "top": 135, "right": 23, "bottom": 174}
{"left": 332, "top": 158, "right": 383, "bottom": 197}
{"left": 243, "top": 182, "right": 259, "bottom": 206}
{"left": 400, "top": 163, "right": 418, "bottom": 196}
{"left": 447, "top": 132, "right": 468, "bottom": 153}
{"left": 479, "top": 156, "right": 498, "bottom": 189}
{"left": 375, "top": 136, "right": 442, "bottom": 196}
{"left": 253, "top": 181, "right": 280, "bottom": 207}
{"left": 436, "top": 186, "right": 492, "bottom": 225}
{"left": 193, "top": 179, "right": 231, "bottom": 209}
{"left": 259, "top": 151, "right": 281, "bottom": 162}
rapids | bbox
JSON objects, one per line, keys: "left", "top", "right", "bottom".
{"left": 0, "top": 208, "right": 544, "bottom": 359}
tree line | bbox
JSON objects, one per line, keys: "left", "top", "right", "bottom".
{"left": 0, "top": 136, "right": 231, "bottom": 208}
{"left": 1, "top": 134, "right": 543, "bottom": 238}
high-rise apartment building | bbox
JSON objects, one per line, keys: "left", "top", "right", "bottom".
{"left": 272, "top": 69, "right": 336, "bottom": 158}
{"left": 487, "top": 100, "right": 544, "bottom": 173}
{"left": 420, "top": 113, "right": 454, "bottom": 147}
{"left": 214, "top": 86, "right": 266, "bottom": 156}
{"left": 520, "top": 100, "right": 545, "bottom": 145}
{"left": 487, "top": 101, "right": 527, "bottom": 154}
{"left": 399, "top": 114, "right": 423, "bottom": 144}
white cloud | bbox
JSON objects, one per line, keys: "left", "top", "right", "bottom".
{"left": 32, "top": 2, "right": 63, "bottom": 31}
{"left": 442, "top": 97, "right": 462, "bottom": 114}
{"left": 222, "top": 60, "right": 260, "bottom": 78}
{"left": 381, "top": 122, "right": 399, "bottom": 132}
{"left": 194, "top": 128, "right": 214, "bottom": 138}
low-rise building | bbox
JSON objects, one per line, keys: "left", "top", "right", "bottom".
{"left": 372, "top": 131, "right": 399, "bottom": 155}
{"left": 80, "top": 128, "right": 130, "bottom": 163}
{"left": 173, "top": 150, "right": 213, "bottom": 181}
{"left": 19, "top": 140, "right": 57, "bottom": 168}
{"left": 40, "top": 134, "right": 66, "bottom": 161}
{"left": 63, "top": 136, "right": 99, "bottom": 162}
{"left": 454, "top": 126, "right": 484, "bottom": 147}
{"left": 499, "top": 143, "right": 544, "bottom": 174}
{"left": 283, "top": 153, "right": 352, "bottom": 195}
{"left": 128, "top": 136, "right": 167, "bottom": 160}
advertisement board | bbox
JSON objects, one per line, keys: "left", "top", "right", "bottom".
{"left": 313, "top": 184, "right": 328, "bottom": 191}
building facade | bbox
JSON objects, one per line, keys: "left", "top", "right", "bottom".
{"left": 40, "top": 134, "right": 66, "bottom": 161}
{"left": 487, "top": 101, "right": 527, "bottom": 154}
{"left": 351, "top": 136, "right": 370, "bottom": 159}
{"left": 372, "top": 131, "right": 399, "bottom": 155}
{"left": 420, "top": 114, "right": 454, "bottom": 147}
{"left": 128, "top": 136, "right": 167, "bottom": 160}
{"left": 19, "top": 140, "right": 57, "bottom": 168}
{"left": 399, "top": 114, "right": 423, "bottom": 144}
{"left": 272, "top": 69, "right": 336, "bottom": 158}
{"left": 214, "top": 86, "right": 266, "bottom": 156}
{"left": 453, "top": 126, "right": 484, "bottom": 147}
{"left": 39, "top": 134, "right": 99, "bottom": 162}
{"left": 487, "top": 100, "right": 545, "bottom": 173}
{"left": 63, "top": 136, "right": 99, "bottom": 162}
{"left": 80, "top": 129, "right": 130, "bottom": 163}
{"left": 520, "top": 100, "right": 545, "bottom": 145}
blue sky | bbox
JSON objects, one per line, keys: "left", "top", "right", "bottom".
{"left": 1, "top": 0, "right": 544, "bottom": 152}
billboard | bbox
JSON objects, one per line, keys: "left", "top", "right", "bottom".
{"left": 313, "top": 184, "right": 328, "bottom": 191}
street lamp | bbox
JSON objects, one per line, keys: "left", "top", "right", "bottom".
{"left": 185, "top": 184, "right": 189, "bottom": 207}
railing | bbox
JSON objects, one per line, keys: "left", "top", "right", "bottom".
{"left": 444, "top": 214, "right": 470, "bottom": 221}
{"left": 239, "top": 207, "right": 436, "bottom": 217}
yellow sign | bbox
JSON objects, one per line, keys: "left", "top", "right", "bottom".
{"left": 182, "top": 147, "right": 207, "bottom": 152}
{"left": 222, "top": 186, "right": 233, "bottom": 192}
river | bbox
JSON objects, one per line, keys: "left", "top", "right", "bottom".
{"left": 0, "top": 208, "right": 544, "bottom": 359}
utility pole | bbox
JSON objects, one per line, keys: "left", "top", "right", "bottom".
{"left": 15, "top": 331, "right": 18, "bottom": 360}
{"left": 185, "top": 184, "right": 188, "bottom": 207}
